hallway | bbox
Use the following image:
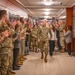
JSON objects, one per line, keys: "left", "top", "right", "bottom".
{"left": 15, "top": 52, "right": 75, "bottom": 75}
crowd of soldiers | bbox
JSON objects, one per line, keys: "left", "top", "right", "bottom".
{"left": 0, "top": 10, "right": 31, "bottom": 75}
{"left": 0, "top": 10, "right": 66, "bottom": 75}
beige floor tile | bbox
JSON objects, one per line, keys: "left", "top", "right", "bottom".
{"left": 15, "top": 52, "right": 75, "bottom": 75}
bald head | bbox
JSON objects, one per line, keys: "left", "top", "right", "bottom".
{"left": 59, "top": 20, "right": 63, "bottom": 25}
{"left": 42, "top": 19, "right": 47, "bottom": 26}
{"left": 36, "top": 21, "right": 39, "bottom": 26}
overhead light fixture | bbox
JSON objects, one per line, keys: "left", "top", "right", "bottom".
{"left": 59, "top": 16, "right": 66, "bottom": 19}
{"left": 44, "top": 9, "right": 51, "bottom": 11}
{"left": 44, "top": 16, "right": 49, "bottom": 18}
{"left": 44, "top": 12, "right": 50, "bottom": 15}
{"left": 43, "top": 0, "right": 61, "bottom": 6}
{"left": 43, "top": 0, "right": 53, "bottom": 5}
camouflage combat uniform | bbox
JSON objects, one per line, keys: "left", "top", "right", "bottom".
{"left": 59, "top": 23, "right": 65, "bottom": 52}
{"left": 25, "top": 26, "right": 31, "bottom": 54}
{"left": 16, "top": 24, "right": 22, "bottom": 63}
{"left": 9, "top": 27, "right": 15, "bottom": 71}
{"left": 38, "top": 25, "right": 52, "bottom": 62}
{"left": 20, "top": 22, "right": 26, "bottom": 57}
{"left": 0, "top": 21, "right": 11, "bottom": 75}
{"left": 31, "top": 27, "right": 38, "bottom": 52}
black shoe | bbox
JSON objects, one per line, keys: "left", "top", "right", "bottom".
{"left": 16, "top": 65, "right": 21, "bottom": 67}
{"left": 13, "top": 67, "right": 20, "bottom": 70}
{"left": 50, "top": 54, "right": 53, "bottom": 56}
{"left": 25, "top": 54, "right": 27, "bottom": 56}
{"left": 35, "top": 51, "right": 38, "bottom": 53}
{"left": 27, "top": 53, "right": 29, "bottom": 55}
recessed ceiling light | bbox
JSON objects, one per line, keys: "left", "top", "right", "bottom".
{"left": 43, "top": 0, "right": 54, "bottom": 6}
{"left": 44, "top": 9, "right": 51, "bottom": 11}
{"left": 44, "top": 12, "right": 50, "bottom": 15}
{"left": 43, "top": 0, "right": 61, "bottom": 6}
{"left": 43, "top": 2, "right": 53, "bottom": 6}
{"left": 59, "top": 16, "right": 66, "bottom": 19}
{"left": 44, "top": 16, "right": 49, "bottom": 18}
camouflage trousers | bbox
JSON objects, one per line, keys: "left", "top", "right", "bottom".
{"left": 60, "top": 37, "right": 65, "bottom": 49}
{"left": 39, "top": 41, "right": 49, "bottom": 58}
{"left": 17, "top": 48, "right": 21, "bottom": 62}
{"left": 9, "top": 50, "right": 13, "bottom": 70}
{"left": 31, "top": 38, "right": 38, "bottom": 52}
{"left": 0, "top": 47, "right": 12, "bottom": 75}
{"left": 20, "top": 40, "right": 25, "bottom": 57}
{"left": 0, "top": 54, "right": 9, "bottom": 75}
{"left": 17, "top": 40, "right": 25, "bottom": 62}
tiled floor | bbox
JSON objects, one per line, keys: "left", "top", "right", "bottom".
{"left": 15, "top": 52, "right": 75, "bottom": 75}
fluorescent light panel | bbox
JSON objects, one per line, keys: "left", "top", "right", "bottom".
{"left": 43, "top": 0, "right": 61, "bottom": 6}
{"left": 44, "top": 16, "right": 49, "bottom": 18}
{"left": 44, "top": 12, "right": 50, "bottom": 15}
{"left": 44, "top": 9, "right": 51, "bottom": 11}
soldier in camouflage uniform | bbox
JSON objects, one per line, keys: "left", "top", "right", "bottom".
{"left": 9, "top": 23, "right": 16, "bottom": 74}
{"left": 0, "top": 10, "right": 14, "bottom": 75}
{"left": 31, "top": 25, "right": 38, "bottom": 53}
{"left": 19, "top": 17, "right": 27, "bottom": 61}
{"left": 15, "top": 21, "right": 23, "bottom": 66}
{"left": 58, "top": 20, "right": 65, "bottom": 53}
{"left": 5, "top": 20, "right": 16, "bottom": 74}
{"left": 38, "top": 19, "right": 52, "bottom": 62}
{"left": 25, "top": 24, "right": 31, "bottom": 55}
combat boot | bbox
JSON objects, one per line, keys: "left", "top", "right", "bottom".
{"left": 20, "top": 57, "right": 25, "bottom": 61}
{"left": 44, "top": 54, "right": 47, "bottom": 63}
{"left": 9, "top": 70, "right": 16, "bottom": 74}
{"left": 44, "top": 58, "right": 47, "bottom": 63}
{"left": 60, "top": 49, "right": 65, "bottom": 53}
{"left": 17, "top": 61, "right": 23, "bottom": 65}
{"left": 7, "top": 70, "right": 16, "bottom": 75}
{"left": 23, "top": 56, "right": 27, "bottom": 60}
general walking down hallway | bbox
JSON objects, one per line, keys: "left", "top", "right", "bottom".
{"left": 15, "top": 52, "right": 75, "bottom": 75}
{"left": 0, "top": 0, "right": 75, "bottom": 75}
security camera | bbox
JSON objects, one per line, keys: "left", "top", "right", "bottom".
{"left": 60, "top": 2, "right": 62, "bottom": 5}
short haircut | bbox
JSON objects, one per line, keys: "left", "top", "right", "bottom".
{"left": 0, "top": 10, "right": 7, "bottom": 19}
{"left": 68, "top": 25, "right": 72, "bottom": 31}
{"left": 15, "top": 24, "right": 19, "bottom": 30}
{"left": 20, "top": 17, "right": 24, "bottom": 22}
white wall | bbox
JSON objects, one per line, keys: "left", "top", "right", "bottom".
{"left": 0, "top": 0, "right": 28, "bottom": 18}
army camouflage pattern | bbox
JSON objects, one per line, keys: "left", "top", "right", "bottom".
{"left": 9, "top": 28, "right": 15, "bottom": 70}
{"left": 38, "top": 26, "right": 52, "bottom": 56}
{"left": 59, "top": 23, "right": 65, "bottom": 49}
{"left": 20, "top": 22, "right": 26, "bottom": 57}
{"left": 31, "top": 27, "right": 38, "bottom": 51}
{"left": 17, "top": 22, "right": 26, "bottom": 62}
{"left": 0, "top": 21, "right": 12, "bottom": 75}
{"left": 0, "top": 22, "right": 10, "bottom": 33}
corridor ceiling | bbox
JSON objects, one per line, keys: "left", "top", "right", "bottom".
{"left": 16, "top": 0, "right": 75, "bottom": 18}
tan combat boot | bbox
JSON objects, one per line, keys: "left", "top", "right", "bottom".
{"left": 20, "top": 57, "right": 25, "bottom": 61}
{"left": 60, "top": 49, "right": 65, "bottom": 53}
{"left": 23, "top": 56, "right": 27, "bottom": 60}
{"left": 7, "top": 70, "right": 16, "bottom": 75}
{"left": 44, "top": 58, "right": 47, "bottom": 63}
{"left": 17, "top": 61, "right": 23, "bottom": 65}
{"left": 44, "top": 55, "right": 47, "bottom": 63}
